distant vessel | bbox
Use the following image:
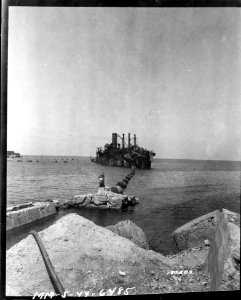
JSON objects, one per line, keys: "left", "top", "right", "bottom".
{"left": 7, "top": 151, "right": 20, "bottom": 158}
{"left": 91, "top": 133, "right": 156, "bottom": 169}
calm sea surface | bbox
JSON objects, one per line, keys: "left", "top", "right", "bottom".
{"left": 7, "top": 157, "right": 241, "bottom": 254}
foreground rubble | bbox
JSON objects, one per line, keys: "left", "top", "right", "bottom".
{"left": 6, "top": 214, "right": 174, "bottom": 296}
{"left": 6, "top": 209, "right": 240, "bottom": 296}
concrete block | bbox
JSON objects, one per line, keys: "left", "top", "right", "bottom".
{"left": 7, "top": 202, "right": 57, "bottom": 231}
{"left": 172, "top": 210, "right": 219, "bottom": 251}
{"left": 208, "top": 209, "right": 240, "bottom": 291}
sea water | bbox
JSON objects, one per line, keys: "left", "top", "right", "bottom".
{"left": 6, "top": 157, "right": 241, "bottom": 254}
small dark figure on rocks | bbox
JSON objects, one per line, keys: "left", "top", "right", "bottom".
{"left": 122, "top": 196, "right": 129, "bottom": 210}
{"left": 98, "top": 173, "right": 105, "bottom": 187}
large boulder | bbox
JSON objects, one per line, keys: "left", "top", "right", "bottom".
{"left": 106, "top": 220, "right": 149, "bottom": 250}
{"left": 208, "top": 209, "right": 240, "bottom": 291}
{"left": 6, "top": 213, "right": 174, "bottom": 296}
{"left": 172, "top": 210, "right": 219, "bottom": 251}
{"left": 7, "top": 202, "right": 57, "bottom": 231}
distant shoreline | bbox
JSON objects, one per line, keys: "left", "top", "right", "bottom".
{"left": 10, "top": 155, "right": 241, "bottom": 163}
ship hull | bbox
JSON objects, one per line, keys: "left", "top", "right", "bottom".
{"left": 94, "top": 156, "right": 152, "bottom": 169}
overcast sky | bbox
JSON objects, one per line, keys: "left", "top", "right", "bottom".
{"left": 8, "top": 7, "right": 241, "bottom": 160}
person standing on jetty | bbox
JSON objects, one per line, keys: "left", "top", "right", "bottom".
{"left": 98, "top": 173, "right": 105, "bottom": 187}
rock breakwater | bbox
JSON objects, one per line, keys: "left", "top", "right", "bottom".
{"left": 6, "top": 190, "right": 139, "bottom": 231}
{"left": 60, "top": 188, "right": 139, "bottom": 210}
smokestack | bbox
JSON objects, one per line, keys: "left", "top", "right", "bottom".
{"left": 112, "top": 133, "right": 117, "bottom": 148}
{"left": 134, "top": 134, "right": 136, "bottom": 147}
{"left": 122, "top": 134, "right": 125, "bottom": 149}
{"left": 128, "top": 133, "right": 131, "bottom": 148}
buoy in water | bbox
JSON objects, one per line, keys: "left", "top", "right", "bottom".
{"left": 111, "top": 185, "right": 123, "bottom": 194}
{"left": 117, "top": 181, "right": 127, "bottom": 189}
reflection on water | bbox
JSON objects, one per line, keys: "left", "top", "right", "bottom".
{"left": 7, "top": 157, "right": 240, "bottom": 254}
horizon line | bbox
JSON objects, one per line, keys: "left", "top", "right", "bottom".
{"left": 10, "top": 154, "right": 241, "bottom": 163}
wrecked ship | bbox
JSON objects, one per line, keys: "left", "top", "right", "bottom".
{"left": 91, "top": 133, "right": 156, "bottom": 169}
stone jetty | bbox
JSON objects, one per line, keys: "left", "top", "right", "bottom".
{"left": 61, "top": 169, "right": 138, "bottom": 210}
{"left": 60, "top": 188, "right": 139, "bottom": 210}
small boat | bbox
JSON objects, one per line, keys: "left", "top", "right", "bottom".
{"left": 27, "top": 160, "right": 32, "bottom": 162}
